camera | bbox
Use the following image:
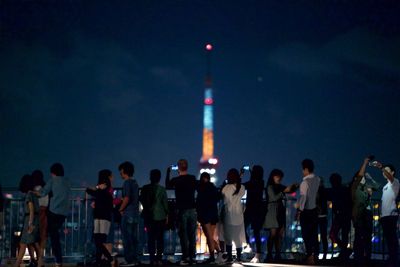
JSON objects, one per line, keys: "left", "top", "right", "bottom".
{"left": 171, "top": 165, "right": 178, "bottom": 171}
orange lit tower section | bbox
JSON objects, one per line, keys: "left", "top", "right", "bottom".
{"left": 200, "top": 43, "right": 218, "bottom": 183}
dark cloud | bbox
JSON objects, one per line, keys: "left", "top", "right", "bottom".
{"left": 269, "top": 28, "right": 400, "bottom": 87}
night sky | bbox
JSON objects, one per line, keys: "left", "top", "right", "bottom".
{"left": 1, "top": 0, "right": 400, "bottom": 189}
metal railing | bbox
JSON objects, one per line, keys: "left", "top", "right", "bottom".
{"left": 0, "top": 188, "right": 399, "bottom": 263}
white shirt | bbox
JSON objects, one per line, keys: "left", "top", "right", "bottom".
{"left": 222, "top": 184, "right": 245, "bottom": 225}
{"left": 298, "top": 174, "right": 320, "bottom": 211}
{"left": 381, "top": 178, "right": 399, "bottom": 217}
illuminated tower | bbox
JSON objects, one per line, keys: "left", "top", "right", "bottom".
{"left": 200, "top": 43, "right": 218, "bottom": 183}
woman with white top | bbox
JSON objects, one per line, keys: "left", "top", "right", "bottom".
{"left": 221, "top": 168, "right": 246, "bottom": 263}
{"left": 32, "top": 170, "right": 49, "bottom": 258}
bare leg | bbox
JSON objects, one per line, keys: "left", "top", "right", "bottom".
{"left": 210, "top": 224, "right": 220, "bottom": 252}
{"left": 28, "top": 245, "right": 36, "bottom": 263}
{"left": 202, "top": 223, "right": 215, "bottom": 258}
{"left": 15, "top": 243, "right": 27, "bottom": 267}
{"left": 34, "top": 242, "right": 44, "bottom": 267}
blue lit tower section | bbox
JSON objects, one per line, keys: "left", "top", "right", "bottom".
{"left": 200, "top": 43, "right": 218, "bottom": 183}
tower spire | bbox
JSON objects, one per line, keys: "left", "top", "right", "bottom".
{"left": 200, "top": 43, "right": 218, "bottom": 182}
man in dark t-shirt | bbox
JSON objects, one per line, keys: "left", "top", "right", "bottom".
{"left": 166, "top": 159, "right": 197, "bottom": 265}
{"left": 118, "top": 161, "right": 140, "bottom": 267}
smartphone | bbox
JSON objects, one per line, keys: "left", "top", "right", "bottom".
{"left": 242, "top": 165, "right": 250, "bottom": 171}
{"left": 171, "top": 165, "right": 178, "bottom": 171}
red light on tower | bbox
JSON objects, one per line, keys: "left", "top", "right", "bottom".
{"left": 206, "top": 44, "right": 213, "bottom": 51}
{"left": 204, "top": 98, "right": 213, "bottom": 105}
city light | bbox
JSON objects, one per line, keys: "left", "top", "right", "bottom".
{"left": 208, "top": 158, "right": 218, "bottom": 164}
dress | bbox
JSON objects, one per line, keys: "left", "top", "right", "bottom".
{"left": 196, "top": 182, "right": 219, "bottom": 225}
{"left": 264, "top": 184, "right": 286, "bottom": 229}
{"left": 20, "top": 192, "right": 40, "bottom": 244}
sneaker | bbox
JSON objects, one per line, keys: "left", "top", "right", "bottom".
{"left": 179, "top": 259, "right": 190, "bottom": 266}
{"left": 215, "top": 252, "right": 226, "bottom": 265}
{"left": 233, "top": 258, "right": 243, "bottom": 265}
{"left": 250, "top": 256, "right": 260, "bottom": 263}
{"left": 242, "top": 244, "right": 252, "bottom": 254}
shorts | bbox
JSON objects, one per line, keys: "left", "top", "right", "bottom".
{"left": 94, "top": 219, "right": 111, "bottom": 235}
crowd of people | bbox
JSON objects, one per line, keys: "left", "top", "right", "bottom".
{"left": 3, "top": 156, "right": 399, "bottom": 267}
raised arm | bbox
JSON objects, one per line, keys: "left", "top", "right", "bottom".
{"left": 351, "top": 157, "right": 370, "bottom": 195}
{"left": 357, "top": 157, "right": 370, "bottom": 178}
{"left": 165, "top": 167, "right": 172, "bottom": 189}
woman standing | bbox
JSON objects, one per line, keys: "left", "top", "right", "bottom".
{"left": 104, "top": 171, "right": 121, "bottom": 266}
{"left": 14, "top": 175, "right": 42, "bottom": 267}
{"left": 263, "top": 169, "right": 298, "bottom": 262}
{"left": 221, "top": 168, "right": 246, "bottom": 263}
{"left": 243, "top": 165, "right": 265, "bottom": 263}
{"left": 86, "top": 170, "right": 114, "bottom": 266}
{"left": 32, "top": 170, "right": 48, "bottom": 262}
{"left": 197, "top": 172, "right": 221, "bottom": 264}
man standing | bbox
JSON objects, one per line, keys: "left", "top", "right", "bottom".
{"left": 375, "top": 163, "right": 399, "bottom": 267}
{"left": 118, "top": 161, "right": 140, "bottom": 267}
{"left": 38, "top": 163, "right": 71, "bottom": 267}
{"left": 297, "top": 159, "right": 320, "bottom": 265}
{"left": 166, "top": 159, "right": 197, "bottom": 265}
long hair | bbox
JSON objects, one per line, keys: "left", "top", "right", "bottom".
{"left": 267, "top": 169, "right": 284, "bottom": 186}
{"left": 227, "top": 168, "right": 241, "bottom": 195}
{"left": 250, "top": 165, "right": 264, "bottom": 183}
{"left": 19, "top": 174, "right": 34, "bottom": 193}
{"left": 98, "top": 169, "right": 112, "bottom": 189}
